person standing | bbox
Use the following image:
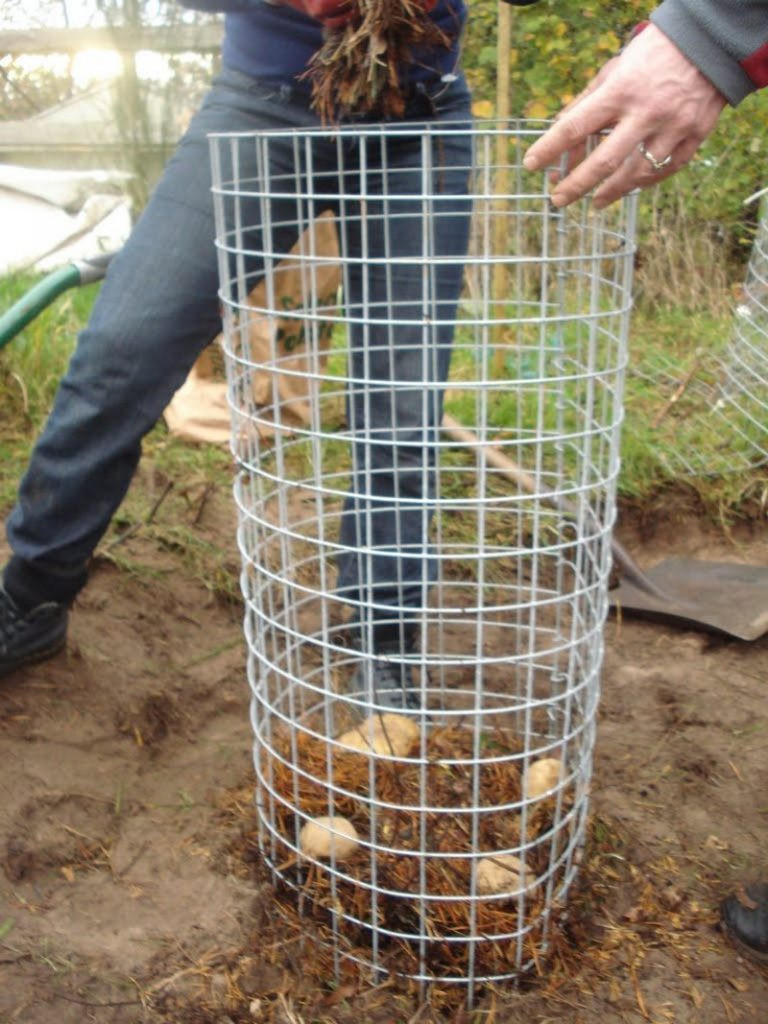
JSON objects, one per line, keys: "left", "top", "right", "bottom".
{"left": 0, "top": 0, "right": 480, "bottom": 711}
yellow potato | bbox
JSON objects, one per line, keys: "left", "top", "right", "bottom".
{"left": 372, "top": 713, "right": 420, "bottom": 754}
{"left": 334, "top": 728, "right": 375, "bottom": 754}
{"left": 336, "top": 713, "right": 420, "bottom": 758}
{"left": 523, "top": 757, "right": 563, "bottom": 800}
{"left": 299, "top": 815, "right": 359, "bottom": 860}
{"left": 476, "top": 854, "right": 529, "bottom": 896}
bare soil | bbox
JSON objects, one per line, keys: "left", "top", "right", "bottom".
{"left": 1, "top": 474, "right": 767, "bottom": 1024}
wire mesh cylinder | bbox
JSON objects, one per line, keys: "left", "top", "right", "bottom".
{"left": 211, "top": 121, "right": 637, "bottom": 992}
{"left": 629, "top": 195, "right": 768, "bottom": 478}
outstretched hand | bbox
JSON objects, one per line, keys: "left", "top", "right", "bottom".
{"left": 523, "top": 23, "right": 727, "bottom": 208}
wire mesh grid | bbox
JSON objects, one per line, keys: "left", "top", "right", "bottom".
{"left": 628, "top": 196, "right": 768, "bottom": 478}
{"left": 211, "top": 120, "right": 637, "bottom": 995}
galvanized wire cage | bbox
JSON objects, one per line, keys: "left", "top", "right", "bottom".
{"left": 211, "top": 120, "right": 637, "bottom": 995}
{"left": 629, "top": 196, "right": 768, "bottom": 478}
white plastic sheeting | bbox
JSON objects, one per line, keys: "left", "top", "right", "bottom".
{"left": 0, "top": 164, "right": 132, "bottom": 274}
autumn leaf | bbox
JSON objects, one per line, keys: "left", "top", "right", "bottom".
{"left": 472, "top": 99, "right": 494, "bottom": 119}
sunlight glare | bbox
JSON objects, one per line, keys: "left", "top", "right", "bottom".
{"left": 71, "top": 49, "right": 123, "bottom": 87}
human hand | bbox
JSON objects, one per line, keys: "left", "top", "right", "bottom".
{"left": 523, "top": 23, "right": 727, "bottom": 208}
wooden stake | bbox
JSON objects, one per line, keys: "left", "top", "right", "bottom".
{"left": 492, "top": 2, "right": 513, "bottom": 377}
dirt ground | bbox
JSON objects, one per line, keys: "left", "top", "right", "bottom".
{"left": 1, "top": 472, "right": 767, "bottom": 1024}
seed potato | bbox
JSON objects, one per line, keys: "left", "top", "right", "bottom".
{"left": 523, "top": 757, "right": 563, "bottom": 800}
{"left": 336, "top": 712, "right": 420, "bottom": 757}
{"left": 475, "top": 854, "right": 530, "bottom": 896}
{"left": 299, "top": 815, "right": 359, "bottom": 860}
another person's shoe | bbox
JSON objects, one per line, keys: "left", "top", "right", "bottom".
{"left": 0, "top": 585, "right": 68, "bottom": 680}
{"left": 720, "top": 882, "right": 768, "bottom": 964}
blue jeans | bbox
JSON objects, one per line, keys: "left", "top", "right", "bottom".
{"left": 5, "top": 68, "right": 474, "bottom": 632}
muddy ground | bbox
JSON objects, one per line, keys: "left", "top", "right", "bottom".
{"left": 1, "top": 470, "right": 767, "bottom": 1024}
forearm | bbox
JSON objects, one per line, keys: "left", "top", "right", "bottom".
{"left": 651, "top": 0, "right": 768, "bottom": 104}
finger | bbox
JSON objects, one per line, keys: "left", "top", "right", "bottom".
{"left": 524, "top": 62, "right": 619, "bottom": 172}
{"left": 542, "top": 137, "right": 587, "bottom": 188}
{"left": 562, "top": 138, "right": 588, "bottom": 178}
{"left": 592, "top": 136, "right": 701, "bottom": 208}
{"left": 636, "top": 137, "right": 677, "bottom": 174}
{"left": 524, "top": 92, "right": 618, "bottom": 172}
{"left": 547, "top": 118, "right": 643, "bottom": 207}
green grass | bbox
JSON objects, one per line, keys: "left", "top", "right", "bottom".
{"left": 0, "top": 274, "right": 103, "bottom": 508}
{"left": 0, "top": 270, "right": 240, "bottom": 599}
{"left": 1, "top": 271, "right": 764, "bottom": 557}
{"left": 621, "top": 304, "right": 767, "bottom": 515}
{"left": 0, "top": 273, "right": 99, "bottom": 421}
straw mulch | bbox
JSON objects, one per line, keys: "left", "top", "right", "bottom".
{"left": 263, "top": 722, "right": 573, "bottom": 981}
{"left": 205, "top": 785, "right": 730, "bottom": 1022}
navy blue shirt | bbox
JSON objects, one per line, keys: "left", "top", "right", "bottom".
{"left": 180, "top": 0, "right": 467, "bottom": 89}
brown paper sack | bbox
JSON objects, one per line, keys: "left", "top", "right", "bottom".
{"left": 165, "top": 212, "right": 341, "bottom": 444}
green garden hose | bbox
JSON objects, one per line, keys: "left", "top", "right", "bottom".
{"left": 0, "top": 252, "right": 114, "bottom": 351}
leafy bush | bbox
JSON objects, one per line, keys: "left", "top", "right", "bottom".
{"left": 463, "top": 0, "right": 768, "bottom": 302}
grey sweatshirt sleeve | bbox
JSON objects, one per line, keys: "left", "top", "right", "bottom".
{"left": 651, "top": 0, "right": 768, "bottom": 105}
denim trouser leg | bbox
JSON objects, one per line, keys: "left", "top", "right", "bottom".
{"left": 335, "top": 123, "right": 474, "bottom": 644}
{"left": 5, "top": 70, "right": 473, "bottom": 629}
{"left": 4, "top": 73, "right": 323, "bottom": 603}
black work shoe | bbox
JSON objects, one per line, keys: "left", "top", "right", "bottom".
{"left": 0, "top": 586, "right": 68, "bottom": 679}
{"left": 720, "top": 883, "right": 768, "bottom": 964}
{"left": 349, "top": 652, "right": 422, "bottom": 711}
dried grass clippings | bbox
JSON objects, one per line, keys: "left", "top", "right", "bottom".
{"left": 302, "top": 0, "right": 451, "bottom": 122}
{"left": 265, "top": 724, "right": 573, "bottom": 981}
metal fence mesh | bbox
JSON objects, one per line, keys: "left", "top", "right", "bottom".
{"left": 211, "top": 120, "right": 637, "bottom": 994}
{"left": 628, "top": 196, "right": 768, "bottom": 478}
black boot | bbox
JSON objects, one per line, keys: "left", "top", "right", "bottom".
{"left": 0, "top": 585, "right": 68, "bottom": 680}
{"left": 349, "top": 652, "right": 421, "bottom": 711}
{"left": 720, "top": 883, "right": 768, "bottom": 964}
{"left": 347, "top": 622, "right": 422, "bottom": 711}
